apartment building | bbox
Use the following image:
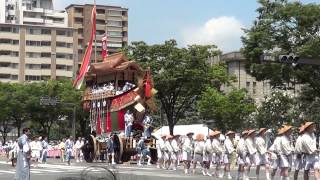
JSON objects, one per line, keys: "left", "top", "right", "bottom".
{"left": 0, "top": 0, "right": 67, "bottom": 27}
{"left": 66, "top": 4, "right": 128, "bottom": 64}
{"left": 0, "top": 23, "right": 77, "bottom": 83}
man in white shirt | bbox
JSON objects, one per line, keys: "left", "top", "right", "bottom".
{"left": 156, "top": 135, "right": 166, "bottom": 169}
{"left": 170, "top": 135, "right": 180, "bottom": 170}
{"left": 293, "top": 125, "right": 304, "bottom": 180}
{"left": 278, "top": 125, "right": 294, "bottom": 180}
{"left": 224, "top": 131, "right": 235, "bottom": 179}
{"left": 124, "top": 110, "right": 134, "bottom": 137}
{"left": 269, "top": 129, "right": 282, "bottom": 180}
{"left": 74, "top": 137, "right": 82, "bottom": 163}
{"left": 300, "top": 122, "right": 320, "bottom": 180}
{"left": 30, "top": 136, "right": 42, "bottom": 167}
{"left": 15, "top": 128, "right": 31, "bottom": 180}
{"left": 211, "top": 130, "right": 224, "bottom": 178}
{"left": 65, "top": 136, "right": 74, "bottom": 166}
{"left": 182, "top": 132, "right": 194, "bottom": 174}
{"left": 245, "top": 129, "right": 257, "bottom": 176}
{"left": 192, "top": 134, "right": 205, "bottom": 175}
{"left": 255, "top": 128, "right": 270, "bottom": 180}
{"left": 203, "top": 133, "right": 214, "bottom": 176}
{"left": 236, "top": 130, "right": 249, "bottom": 180}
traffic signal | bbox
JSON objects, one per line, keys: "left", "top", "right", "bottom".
{"left": 278, "top": 55, "right": 299, "bottom": 65}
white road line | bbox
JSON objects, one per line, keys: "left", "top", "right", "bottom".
{"left": 0, "top": 170, "right": 15, "bottom": 174}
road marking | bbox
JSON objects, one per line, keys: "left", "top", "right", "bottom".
{"left": 0, "top": 170, "right": 15, "bottom": 174}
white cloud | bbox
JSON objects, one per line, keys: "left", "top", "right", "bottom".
{"left": 182, "top": 16, "right": 244, "bottom": 53}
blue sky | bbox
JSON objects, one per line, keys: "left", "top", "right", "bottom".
{"left": 55, "top": 0, "right": 319, "bottom": 53}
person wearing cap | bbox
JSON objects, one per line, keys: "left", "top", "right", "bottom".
{"left": 170, "top": 135, "right": 180, "bottom": 171}
{"left": 182, "top": 132, "right": 194, "bottom": 174}
{"left": 255, "top": 128, "right": 270, "bottom": 180}
{"left": 156, "top": 135, "right": 166, "bottom": 169}
{"left": 203, "top": 132, "right": 214, "bottom": 176}
{"left": 278, "top": 125, "right": 294, "bottom": 180}
{"left": 211, "top": 130, "right": 224, "bottom": 178}
{"left": 164, "top": 135, "right": 173, "bottom": 169}
{"left": 269, "top": 128, "right": 283, "bottom": 180}
{"left": 245, "top": 129, "right": 257, "bottom": 175}
{"left": 300, "top": 122, "right": 319, "bottom": 180}
{"left": 223, "top": 131, "right": 235, "bottom": 179}
{"left": 236, "top": 130, "right": 249, "bottom": 180}
{"left": 293, "top": 125, "right": 305, "bottom": 180}
{"left": 192, "top": 134, "right": 205, "bottom": 175}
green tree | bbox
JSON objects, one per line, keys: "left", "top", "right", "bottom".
{"left": 124, "top": 40, "right": 222, "bottom": 135}
{"left": 198, "top": 88, "right": 255, "bottom": 131}
{"left": 0, "top": 82, "right": 14, "bottom": 143}
{"left": 242, "top": 0, "right": 320, "bottom": 89}
{"left": 255, "top": 90, "right": 294, "bottom": 128}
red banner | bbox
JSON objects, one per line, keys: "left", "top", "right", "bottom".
{"left": 73, "top": 6, "right": 96, "bottom": 89}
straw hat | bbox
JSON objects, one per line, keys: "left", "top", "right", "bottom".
{"left": 279, "top": 125, "right": 293, "bottom": 135}
{"left": 298, "top": 125, "right": 305, "bottom": 134}
{"left": 247, "top": 129, "right": 256, "bottom": 136}
{"left": 302, "top": 122, "right": 315, "bottom": 132}
{"left": 225, "top": 131, "right": 235, "bottom": 136}
{"left": 242, "top": 130, "right": 248, "bottom": 136}
{"left": 210, "top": 130, "right": 221, "bottom": 137}
{"left": 258, "top": 128, "right": 267, "bottom": 135}
{"left": 195, "top": 134, "right": 205, "bottom": 141}
{"left": 186, "top": 132, "right": 194, "bottom": 136}
{"left": 173, "top": 134, "right": 181, "bottom": 139}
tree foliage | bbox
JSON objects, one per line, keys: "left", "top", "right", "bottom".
{"left": 198, "top": 88, "right": 255, "bottom": 132}
{"left": 123, "top": 40, "right": 223, "bottom": 134}
{"left": 242, "top": 0, "right": 320, "bottom": 88}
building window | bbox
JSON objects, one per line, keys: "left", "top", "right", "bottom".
{"left": 41, "top": 53, "right": 51, "bottom": 58}
{"left": 74, "top": 17, "right": 83, "bottom": 24}
{"left": 41, "top": 41, "right": 51, "bottom": 46}
{"left": 96, "top": 19, "right": 105, "bottom": 25}
{"left": 107, "top": 20, "right": 122, "bottom": 27}
{"left": 0, "top": 50, "right": 19, "bottom": 56}
{"left": 75, "top": 8, "right": 83, "bottom": 13}
{"left": 56, "top": 53, "right": 73, "bottom": 59}
{"left": 11, "top": 75, "right": 18, "bottom": 80}
{"left": 97, "top": 9, "right": 105, "bottom": 14}
{"left": 41, "top": 64, "right": 51, "bottom": 69}
{"left": 0, "top": 26, "right": 18, "bottom": 33}
{"left": 26, "top": 64, "right": 41, "bottom": 69}
{"left": 0, "top": 74, "right": 10, "bottom": 79}
{"left": 56, "top": 64, "right": 66, "bottom": 70}
{"left": 0, "top": 62, "right": 10, "bottom": 67}
{"left": 246, "top": 82, "right": 250, "bottom": 89}
{"left": 107, "top": 31, "right": 122, "bottom": 37}
{"left": 253, "top": 82, "right": 257, "bottom": 95}
{"left": 41, "top": 76, "right": 50, "bottom": 81}
{"left": 108, "top": 10, "right": 122, "bottom": 16}
{"left": 41, "top": 29, "right": 51, "bottom": 34}
{"left": 25, "top": 75, "right": 41, "bottom": 81}
{"left": 57, "top": 42, "right": 72, "bottom": 48}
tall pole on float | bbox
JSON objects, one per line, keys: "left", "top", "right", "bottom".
{"left": 94, "top": 0, "right": 97, "bottom": 63}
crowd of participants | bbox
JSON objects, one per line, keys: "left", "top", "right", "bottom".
{"left": 153, "top": 121, "right": 320, "bottom": 180}
{"left": 1, "top": 135, "right": 87, "bottom": 166}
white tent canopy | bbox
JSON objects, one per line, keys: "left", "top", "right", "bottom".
{"left": 153, "top": 124, "right": 214, "bottom": 139}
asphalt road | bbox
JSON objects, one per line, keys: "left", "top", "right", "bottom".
{"left": 0, "top": 157, "right": 310, "bottom": 180}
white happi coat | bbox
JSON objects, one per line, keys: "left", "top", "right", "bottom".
{"left": 212, "top": 138, "right": 224, "bottom": 163}
{"left": 279, "top": 135, "right": 294, "bottom": 168}
{"left": 203, "top": 139, "right": 213, "bottom": 162}
{"left": 182, "top": 137, "right": 193, "bottom": 161}
{"left": 164, "top": 140, "right": 173, "bottom": 160}
{"left": 255, "top": 136, "right": 268, "bottom": 165}
{"left": 170, "top": 139, "right": 180, "bottom": 160}
{"left": 294, "top": 135, "right": 304, "bottom": 170}
{"left": 236, "top": 138, "right": 248, "bottom": 165}
{"left": 223, "top": 137, "right": 234, "bottom": 164}
{"left": 15, "top": 134, "right": 31, "bottom": 180}
{"left": 193, "top": 141, "right": 205, "bottom": 162}
{"left": 156, "top": 138, "right": 165, "bottom": 159}
{"left": 30, "top": 140, "right": 42, "bottom": 159}
{"left": 301, "top": 132, "right": 319, "bottom": 170}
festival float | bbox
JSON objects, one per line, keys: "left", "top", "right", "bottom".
{"left": 81, "top": 52, "right": 157, "bottom": 163}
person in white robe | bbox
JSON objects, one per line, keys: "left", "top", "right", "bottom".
{"left": 269, "top": 129, "right": 282, "bottom": 180}
{"left": 156, "top": 135, "right": 166, "bottom": 169}
{"left": 203, "top": 134, "right": 214, "bottom": 176}
{"left": 236, "top": 130, "right": 249, "bottom": 180}
{"left": 293, "top": 126, "right": 304, "bottom": 180}
{"left": 300, "top": 122, "right": 320, "bottom": 180}
{"left": 211, "top": 130, "right": 224, "bottom": 178}
{"left": 192, "top": 134, "right": 205, "bottom": 175}
{"left": 170, "top": 135, "right": 180, "bottom": 170}
{"left": 278, "top": 125, "right": 294, "bottom": 180}
{"left": 164, "top": 135, "right": 173, "bottom": 169}
{"left": 182, "top": 132, "right": 194, "bottom": 174}
{"left": 74, "top": 137, "right": 82, "bottom": 163}
{"left": 15, "top": 128, "right": 31, "bottom": 180}
{"left": 65, "top": 136, "right": 74, "bottom": 166}
{"left": 223, "top": 131, "right": 235, "bottom": 179}
{"left": 245, "top": 129, "right": 257, "bottom": 177}
{"left": 255, "top": 128, "right": 270, "bottom": 180}
{"left": 30, "top": 136, "right": 41, "bottom": 167}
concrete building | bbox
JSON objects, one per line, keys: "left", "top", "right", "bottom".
{"left": 215, "top": 51, "right": 301, "bottom": 103}
{"left": 219, "top": 52, "right": 272, "bottom": 103}
{"left": 0, "top": 0, "right": 67, "bottom": 27}
{"left": 65, "top": 4, "right": 128, "bottom": 64}
{"left": 0, "top": 23, "right": 78, "bottom": 83}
